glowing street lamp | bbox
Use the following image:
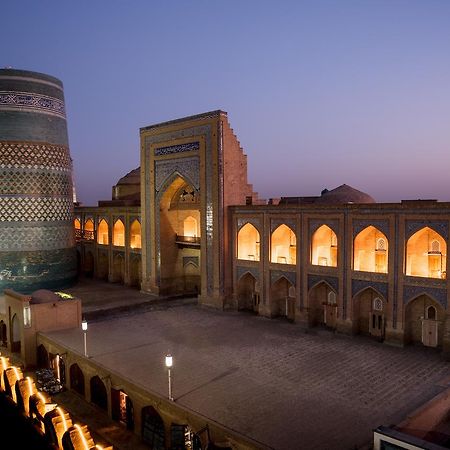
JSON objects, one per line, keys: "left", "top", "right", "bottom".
{"left": 165, "top": 354, "right": 173, "bottom": 401}
{"left": 81, "top": 318, "right": 88, "bottom": 357}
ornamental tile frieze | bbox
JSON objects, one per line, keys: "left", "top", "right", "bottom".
{"left": 0, "top": 142, "right": 72, "bottom": 171}
{"left": 0, "top": 169, "right": 72, "bottom": 196}
{"left": 270, "top": 269, "right": 296, "bottom": 286}
{"left": 0, "top": 197, "right": 72, "bottom": 222}
{"left": 270, "top": 218, "right": 296, "bottom": 233}
{"left": 237, "top": 217, "right": 261, "bottom": 231}
{"left": 154, "top": 141, "right": 199, "bottom": 156}
{"left": 403, "top": 285, "right": 447, "bottom": 309}
{"left": 351, "top": 279, "right": 388, "bottom": 299}
{"left": 237, "top": 265, "right": 260, "bottom": 282}
{"left": 353, "top": 219, "right": 389, "bottom": 238}
{"left": 155, "top": 156, "right": 200, "bottom": 192}
{"left": 406, "top": 220, "right": 449, "bottom": 240}
{"left": 309, "top": 219, "right": 339, "bottom": 236}
{"left": 0, "top": 91, "right": 66, "bottom": 119}
{"left": 0, "top": 224, "right": 74, "bottom": 251}
{"left": 307, "top": 274, "right": 339, "bottom": 293}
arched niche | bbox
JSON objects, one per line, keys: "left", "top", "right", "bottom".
{"left": 406, "top": 227, "right": 446, "bottom": 279}
{"left": 353, "top": 226, "right": 388, "bottom": 273}
{"left": 113, "top": 219, "right": 125, "bottom": 247}
{"left": 97, "top": 219, "right": 109, "bottom": 245}
{"left": 311, "top": 225, "right": 338, "bottom": 267}
{"left": 271, "top": 224, "right": 296, "bottom": 265}
{"left": 130, "top": 219, "right": 141, "bottom": 249}
{"left": 237, "top": 223, "right": 260, "bottom": 261}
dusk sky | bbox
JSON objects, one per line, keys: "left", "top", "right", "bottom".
{"left": 3, "top": 1, "right": 450, "bottom": 205}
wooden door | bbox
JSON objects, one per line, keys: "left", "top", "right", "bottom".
{"left": 369, "top": 312, "right": 384, "bottom": 338}
{"left": 422, "top": 319, "right": 438, "bottom": 347}
{"left": 324, "top": 304, "right": 337, "bottom": 328}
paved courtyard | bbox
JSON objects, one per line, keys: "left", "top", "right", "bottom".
{"left": 42, "top": 289, "right": 450, "bottom": 450}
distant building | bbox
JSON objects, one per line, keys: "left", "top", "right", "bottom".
{"left": 74, "top": 110, "right": 450, "bottom": 356}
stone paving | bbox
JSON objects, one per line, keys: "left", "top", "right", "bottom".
{"left": 41, "top": 293, "right": 450, "bottom": 450}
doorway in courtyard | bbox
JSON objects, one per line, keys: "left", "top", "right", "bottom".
{"left": 269, "top": 276, "right": 295, "bottom": 320}
{"left": 142, "top": 406, "right": 165, "bottom": 449}
{"left": 405, "top": 294, "right": 444, "bottom": 348}
{"left": 308, "top": 282, "right": 337, "bottom": 329}
{"left": 158, "top": 175, "right": 201, "bottom": 295}
{"left": 353, "top": 288, "right": 386, "bottom": 340}
{"left": 237, "top": 272, "right": 259, "bottom": 312}
{"left": 111, "top": 388, "right": 134, "bottom": 430}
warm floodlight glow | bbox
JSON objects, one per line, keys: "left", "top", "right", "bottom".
{"left": 27, "top": 377, "right": 34, "bottom": 396}
{"left": 237, "top": 223, "right": 260, "bottom": 261}
{"left": 57, "top": 406, "right": 68, "bottom": 431}
{"left": 74, "top": 424, "right": 90, "bottom": 450}
{"left": 165, "top": 354, "right": 173, "bottom": 368}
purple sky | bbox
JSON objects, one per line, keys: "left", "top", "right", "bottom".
{"left": 3, "top": 1, "right": 450, "bottom": 205}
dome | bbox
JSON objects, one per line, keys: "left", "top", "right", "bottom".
{"left": 316, "top": 184, "right": 375, "bottom": 204}
{"left": 116, "top": 167, "right": 140, "bottom": 185}
{"left": 30, "top": 289, "right": 61, "bottom": 304}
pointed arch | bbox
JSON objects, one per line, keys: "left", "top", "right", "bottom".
{"left": 406, "top": 227, "right": 446, "bottom": 279}
{"left": 311, "top": 225, "right": 338, "bottom": 267}
{"left": 97, "top": 219, "right": 109, "bottom": 245}
{"left": 353, "top": 226, "right": 388, "bottom": 273}
{"left": 84, "top": 218, "right": 94, "bottom": 240}
{"left": 74, "top": 218, "right": 81, "bottom": 230}
{"left": 352, "top": 287, "right": 386, "bottom": 337}
{"left": 405, "top": 294, "right": 444, "bottom": 347}
{"left": 269, "top": 275, "right": 294, "bottom": 319}
{"left": 307, "top": 281, "right": 337, "bottom": 328}
{"left": 113, "top": 219, "right": 125, "bottom": 247}
{"left": 271, "top": 224, "right": 296, "bottom": 264}
{"left": 130, "top": 219, "right": 141, "bottom": 249}
{"left": 237, "top": 223, "right": 260, "bottom": 261}
{"left": 237, "top": 272, "right": 257, "bottom": 311}
{"left": 183, "top": 216, "right": 198, "bottom": 238}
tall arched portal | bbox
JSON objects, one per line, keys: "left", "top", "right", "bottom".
{"left": 140, "top": 111, "right": 259, "bottom": 307}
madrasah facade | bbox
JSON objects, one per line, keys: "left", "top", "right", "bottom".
{"left": 74, "top": 110, "right": 450, "bottom": 355}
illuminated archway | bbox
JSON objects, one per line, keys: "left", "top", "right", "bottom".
{"left": 130, "top": 220, "right": 141, "bottom": 249}
{"left": 271, "top": 224, "right": 296, "bottom": 264}
{"left": 74, "top": 218, "right": 81, "bottom": 239}
{"left": 183, "top": 216, "right": 198, "bottom": 238}
{"left": 353, "top": 226, "right": 388, "bottom": 273}
{"left": 113, "top": 219, "right": 125, "bottom": 247}
{"left": 406, "top": 227, "right": 446, "bottom": 279}
{"left": 97, "top": 219, "right": 109, "bottom": 245}
{"left": 237, "top": 223, "right": 260, "bottom": 261}
{"left": 84, "top": 218, "right": 94, "bottom": 240}
{"left": 311, "top": 225, "right": 337, "bottom": 267}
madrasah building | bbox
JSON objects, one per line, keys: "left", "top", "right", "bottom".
{"left": 74, "top": 109, "right": 450, "bottom": 356}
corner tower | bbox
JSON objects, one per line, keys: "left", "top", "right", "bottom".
{"left": 0, "top": 69, "right": 76, "bottom": 293}
{"left": 140, "top": 111, "right": 258, "bottom": 308}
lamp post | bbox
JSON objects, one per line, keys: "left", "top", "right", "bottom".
{"left": 81, "top": 318, "right": 88, "bottom": 357}
{"left": 165, "top": 354, "right": 173, "bottom": 401}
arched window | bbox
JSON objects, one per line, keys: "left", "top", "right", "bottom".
{"left": 406, "top": 227, "right": 446, "bottom": 279}
{"left": 97, "top": 219, "right": 109, "bottom": 245}
{"left": 311, "top": 225, "right": 338, "bottom": 267}
{"left": 183, "top": 216, "right": 198, "bottom": 238}
{"left": 130, "top": 220, "right": 141, "bottom": 249}
{"left": 288, "top": 286, "right": 296, "bottom": 298}
{"left": 353, "top": 226, "right": 388, "bottom": 273}
{"left": 84, "top": 219, "right": 94, "bottom": 240}
{"left": 237, "top": 223, "right": 260, "bottom": 261}
{"left": 373, "top": 297, "right": 383, "bottom": 311}
{"left": 74, "top": 218, "right": 81, "bottom": 230}
{"left": 271, "top": 224, "right": 296, "bottom": 264}
{"left": 327, "top": 291, "right": 336, "bottom": 305}
{"left": 427, "top": 305, "right": 436, "bottom": 320}
{"left": 113, "top": 219, "right": 125, "bottom": 247}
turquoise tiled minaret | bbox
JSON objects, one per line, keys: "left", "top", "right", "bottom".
{"left": 0, "top": 68, "right": 76, "bottom": 293}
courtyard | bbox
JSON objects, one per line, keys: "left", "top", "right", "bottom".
{"left": 38, "top": 281, "right": 450, "bottom": 450}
